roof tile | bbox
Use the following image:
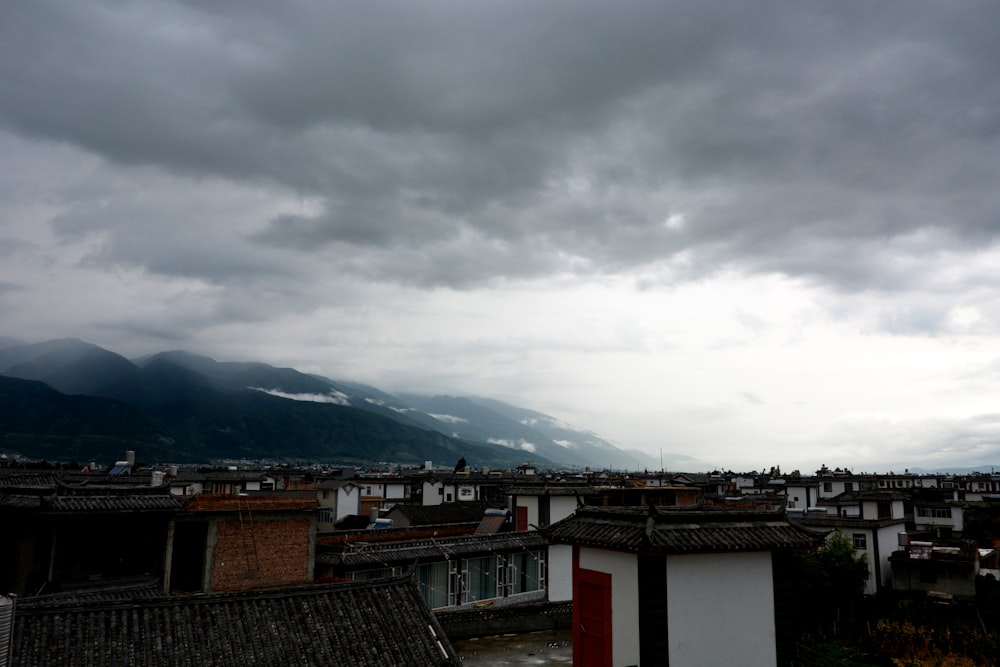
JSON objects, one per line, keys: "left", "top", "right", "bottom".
{"left": 544, "top": 506, "right": 825, "bottom": 553}
{"left": 13, "top": 577, "right": 460, "bottom": 666}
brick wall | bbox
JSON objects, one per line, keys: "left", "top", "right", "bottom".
{"left": 210, "top": 515, "right": 312, "bottom": 592}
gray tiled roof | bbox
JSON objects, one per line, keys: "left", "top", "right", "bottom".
{"left": 12, "top": 577, "right": 461, "bottom": 667}
{"left": 386, "top": 502, "right": 489, "bottom": 525}
{"left": 318, "top": 531, "right": 548, "bottom": 568}
{"left": 544, "top": 506, "right": 826, "bottom": 554}
{"left": 0, "top": 471, "right": 61, "bottom": 488}
{"left": 16, "top": 576, "right": 166, "bottom": 609}
{"left": 0, "top": 494, "right": 42, "bottom": 509}
{"left": 791, "top": 515, "right": 906, "bottom": 530}
{"left": 508, "top": 485, "right": 593, "bottom": 496}
{"left": 43, "top": 494, "right": 187, "bottom": 512}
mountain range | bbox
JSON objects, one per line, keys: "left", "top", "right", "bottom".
{"left": 0, "top": 338, "right": 677, "bottom": 471}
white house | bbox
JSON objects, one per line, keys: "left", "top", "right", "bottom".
{"left": 912, "top": 500, "right": 965, "bottom": 537}
{"left": 792, "top": 491, "right": 907, "bottom": 595}
{"left": 421, "top": 472, "right": 505, "bottom": 507}
{"left": 316, "top": 479, "right": 362, "bottom": 529}
{"left": 545, "top": 506, "right": 825, "bottom": 666}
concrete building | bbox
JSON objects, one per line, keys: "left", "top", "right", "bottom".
{"left": 545, "top": 506, "right": 824, "bottom": 667}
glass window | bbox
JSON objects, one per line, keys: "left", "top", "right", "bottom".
{"left": 352, "top": 567, "right": 395, "bottom": 581}
{"left": 417, "top": 561, "right": 454, "bottom": 610}
{"left": 507, "top": 550, "right": 545, "bottom": 595}
{"left": 852, "top": 533, "right": 867, "bottom": 549}
{"left": 463, "top": 555, "right": 498, "bottom": 604}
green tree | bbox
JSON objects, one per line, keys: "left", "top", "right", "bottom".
{"left": 795, "top": 531, "right": 870, "bottom": 636}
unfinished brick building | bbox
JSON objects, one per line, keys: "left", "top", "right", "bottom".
{"left": 167, "top": 494, "right": 317, "bottom": 593}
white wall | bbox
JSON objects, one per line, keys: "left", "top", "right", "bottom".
{"left": 547, "top": 544, "right": 573, "bottom": 602}
{"left": 579, "top": 547, "right": 640, "bottom": 667}
{"left": 335, "top": 486, "right": 360, "bottom": 520}
{"left": 518, "top": 496, "right": 539, "bottom": 530}
{"left": 384, "top": 482, "right": 408, "bottom": 500}
{"left": 422, "top": 481, "right": 443, "bottom": 506}
{"left": 840, "top": 505, "right": 861, "bottom": 518}
{"left": 785, "top": 484, "right": 812, "bottom": 509}
{"left": 844, "top": 528, "right": 878, "bottom": 596}
{"left": 666, "top": 552, "right": 776, "bottom": 667}
{"left": 875, "top": 523, "right": 905, "bottom": 593}
{"left": 550, "top": 496, "right": 578, "bottom": 525}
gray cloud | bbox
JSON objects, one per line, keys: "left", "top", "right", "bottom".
{"left": 4, "top": 2, "right": 1000, "bottom": 297}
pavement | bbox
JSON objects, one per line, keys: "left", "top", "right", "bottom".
{"left": 451, "top": 628, "right": 573, "bottom": 665}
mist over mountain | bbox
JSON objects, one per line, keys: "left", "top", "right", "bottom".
{"left": 0, "top": 338, "right": 676, "bottom": 470}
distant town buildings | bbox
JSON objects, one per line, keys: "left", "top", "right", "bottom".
{"left": 3, "top": 458, "right": 1000, "bottom": 665}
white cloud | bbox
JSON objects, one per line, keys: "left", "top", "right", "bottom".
{"left": 429, "top": 413, "right": 469, "bottom": 424}
{"left": 487, "top": 437, "right": 537, "bottom": 453}
{"left": 251, "top": 388, "right": 351, "bottom": 406}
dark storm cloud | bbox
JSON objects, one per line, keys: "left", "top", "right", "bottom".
{"left": 3, "top": 1, "right": 1000, "bottom": 291}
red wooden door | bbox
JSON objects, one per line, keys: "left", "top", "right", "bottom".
{"left": 574, "top": 568, "right": 612, "bottom": 667}
{"left": 516, "top": 505, "right": 528, "bottom": 531}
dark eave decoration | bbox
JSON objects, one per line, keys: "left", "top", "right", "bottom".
{"left": 543, "top": 505, "right": 826, "bottom": 554}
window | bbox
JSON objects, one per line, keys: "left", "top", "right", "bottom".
{"left": 917, "top": 507, "right": 952, "bottom": 519}
{"left": 506, "top": 550, "right": 545, "bottom": 596}
{"left": 417, "top": 561, "right": 455, "bottom": 609}
{"left": 317, "top": 508, "right": 333, "bottom": 524}
{"left": 844, "top": 482, "right": 853, "bottom": 492}
{"left": 462, "top": 555, "right": 499, "bottom": 604}
{"left": 823, "top": 482, "right": 833, "bottom": 492}
{"left": 852, "top": 533, "right": 867, "bottom": 549}
{"left": 352, "top": 567, "right": 398, "bottom": 581}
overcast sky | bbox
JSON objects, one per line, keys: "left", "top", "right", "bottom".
{"left": 3, "top": 2, "right": 1000, "bottom": 473}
